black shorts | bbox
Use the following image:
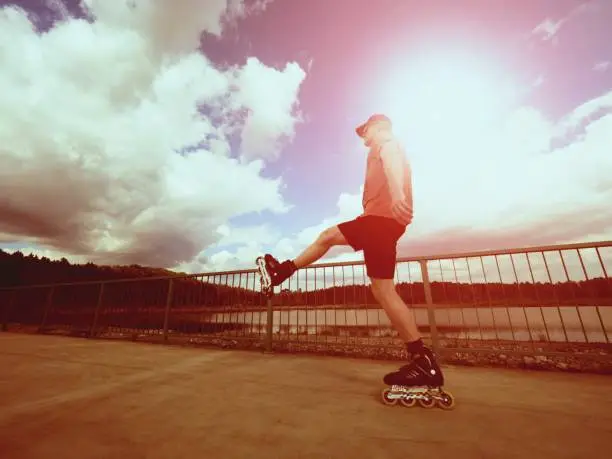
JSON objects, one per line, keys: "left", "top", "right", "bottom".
{"left": 337, "top": 215, "right": 406, "bottom": 279}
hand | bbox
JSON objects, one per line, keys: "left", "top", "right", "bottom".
{"left": 392, "top": 200, "right": 413, "bottom": 225}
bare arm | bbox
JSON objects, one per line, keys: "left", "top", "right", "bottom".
{"left": 380, "top": 140, "right": 406, "bottom": 203}
{"left": 380, "top": 140, "right": 413, "bottom": 225}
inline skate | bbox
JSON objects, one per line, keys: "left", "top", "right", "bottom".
{"left": 255, "top": 254, "right": 296, "bottom": 297}
{"left": 381, "top": 348, "right": 455, "bottom": 410}
{"left": 255, "top": 255, "right": 275, "bottom": 297}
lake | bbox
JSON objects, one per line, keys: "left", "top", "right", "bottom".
{"left": 202, "top": 305, "right": 612, "bottom": 343}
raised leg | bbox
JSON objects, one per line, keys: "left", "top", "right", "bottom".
{"left": 293, "top": 226, "right": 350, "bottom": 269}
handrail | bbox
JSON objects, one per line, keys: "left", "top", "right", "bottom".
{"left": 1, "top": 240, "right": 610, "bottom": 290}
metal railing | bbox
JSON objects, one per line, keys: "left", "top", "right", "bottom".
{"left": 1, "top": 241, "right": 611, "bottom": 372}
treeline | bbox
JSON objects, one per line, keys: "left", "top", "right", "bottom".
{"left": 286, "top": 277, "right": 612, "bottom": 307}
{"left": 1, "top": 249, "right": 611, "bottom": 308}
{"left": 0, "top": 249, "right": 179, "bottom": 287}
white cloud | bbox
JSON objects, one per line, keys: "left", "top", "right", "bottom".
{"left": 593, "top": 60, "right": 610, "bottom": 72}
{"left": 294, "top": 190, "right": 363, "bottom": 246}
{"left": 554, "top": 90, "right": 612, "bottom": 138}
{"left": 531, "top": 1, "right": 596, "bottom": 44}
{"left": 214, "top": 223, "right": 281, "bottom": 247}
{"left": 0, "top": 1, "right": 306, "bottom": 269}
{"left": 3, "top": 1, "right": 609, "bottom": 281}
{"left": 233, "top": 57, "right": 306, "bottom": 160}
{"left": 397, "top": 93, "right": 612, "bottom": 255}
{"left": 80, "top": 0, "right": 267, "bottom": 46}
{"left": 171, "top": 187, "right": 365, "bottom": 274}
{"left": 532, "top": 18, "right": 565, "bottom": 43}
{"left": 192, "top": 89, "right": 612, "bottom": 275}
{"left": 45, "top": 0, "right": 71, "bottom": 19}
{"left": 532, "top": 75, "right": 545, "bottom": 87}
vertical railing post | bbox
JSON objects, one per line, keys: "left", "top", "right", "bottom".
{"left": 89, "top": 283, "right": 105, "bottom": 338}
{"left": 2, "top": 289, "right": 16, "bottom": 332}
{"left": 162, "top": 279, "right": 174, "bottom": 342}
{"left": 265, "top": 296, "right": 273, "bottom": 353}
{"left": 419, "top": 260, "right": 440, "bottom": 353}
{"left": 38, "top": 286, "right": 55, "bottom": 333}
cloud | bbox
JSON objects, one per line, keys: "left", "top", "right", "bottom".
{"left": 172, "top": 188, "right": 365, "bottom": 274}
{"left": 593, "top": 61, "right": 610, "bottom": 72}
{"left": 190, "top": 89, "right": 612, "bottom": 277}
{"left": 532, "top": 75, "right": 545, "bottom": 87}
{"left": 531, "top": 18, "right": 565, "bottom": 43}
{"left": 80, "top": 0, "right": 269, "bottom": 45}
{"left": 391, "top": 91, "right": 612, "bottom": 257}
{"left": 233, "top": 57, "right": 306, "bottom": 160}
{"left": 0, "top": 1, "right": 306, "bottom": 269}
{"left": 555, "top": 90, "right": 612, "bottom": 137}
{"left": 531, "top": 1, "right": 596, "bottom": 44}
{"left": 412, "top": 101, "right": 612, "bottom": 255}
{"left": 3, "top": 1, "right": 609, "bottom": 283}
{"left": 171, "top": 222, "right": 285, "bottom": 273}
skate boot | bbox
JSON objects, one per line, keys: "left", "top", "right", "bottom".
{"left": 381, "top": 347, "right": 455, "bottom": 410}
{"left": 255, "top": 254, "right": 296, "bottom": 296}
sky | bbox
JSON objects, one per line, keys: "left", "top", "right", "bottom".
{"left": 0, "top": 0, "right": 611, "bottom": 276}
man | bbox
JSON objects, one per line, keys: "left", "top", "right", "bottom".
{"left": 257, "top": 114, "right": 444, "bottom": 389}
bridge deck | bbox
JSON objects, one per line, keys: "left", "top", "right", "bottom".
{"left": 0, "top": 333, "right": 610, "bottom": 459}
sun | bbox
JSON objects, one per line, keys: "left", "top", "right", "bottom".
{"left": 375, "top": 50, "right": 518, "bottom": 158}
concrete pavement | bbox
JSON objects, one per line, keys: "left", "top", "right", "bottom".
{"left": 0, "top": 333, "right": 610, "bottom": 459}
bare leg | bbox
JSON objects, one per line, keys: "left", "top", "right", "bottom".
{"left": 370, "top": 278, "right": 421, "bottom": 343}
{"left": 370, "top": 278, "right": 445, "bottom": 390}
{"left": 293, "top": 226, "right": 349, "bottom": 269}
{"left": 259, "top": 225, "right": 349, "bottom": 289}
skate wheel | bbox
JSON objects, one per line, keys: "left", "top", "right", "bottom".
{"left": 400, "top": 397, "right": 416, "bottom": 408}
{"left": 417, "top": 394, "right": 436, "bottom": 409}
{"left": 381, "top": 388, "right": 398, "bottom": 406}
{"left": 436, "top": 390, "right": 455, "bottom": 410}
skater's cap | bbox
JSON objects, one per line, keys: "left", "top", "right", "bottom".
{"left": 355, "top": 114, "right": 391, "bottom": 137}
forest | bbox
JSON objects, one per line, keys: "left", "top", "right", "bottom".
{"left": 0, "top": 250, "right": 177, "bottom": 287}
{"left": 1, "top": 249, "right": 611, "bottom": 308}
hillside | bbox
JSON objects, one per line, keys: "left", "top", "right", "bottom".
{"left": 0, "top": 250, "right": 180, "bottom": 288}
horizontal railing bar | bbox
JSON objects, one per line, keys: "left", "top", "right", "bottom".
{"left": 0, "top": 270, "right": 256, "bottom": 290}
{"left": 316, "top": 240, "right": 612, "bottom": 268}
{"left": 1, "top": 240, "right": 610, "bottom": 291}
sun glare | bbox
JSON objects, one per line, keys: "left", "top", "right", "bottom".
{"left": 377, "top": 51, "right": 518, "bottom": 159}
